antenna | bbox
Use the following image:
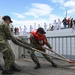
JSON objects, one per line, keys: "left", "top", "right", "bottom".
{"left": 66, "top": 9, "right": 67, "bottom": 18}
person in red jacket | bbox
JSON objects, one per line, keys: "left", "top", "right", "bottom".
{"left": 29, "top": 27, "right": 57, "bottom": 69}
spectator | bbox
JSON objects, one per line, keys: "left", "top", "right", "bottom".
{"left": 11, "top": 25, "right": 14, "bottom": 32}
{"left": 38, "top": 24, "right": 41, "bottom": 28}
{"left": 19, "top": 26, "right": 22, "bottom": 35}
{"left": 34, "top": 22, "right": 36, "bottom": 30}
{"left": 70, "top": 18, "right": 73, "bottom": 28}
{"left": 57, "top": 19, "right": 61, "bottom": 30}
{"left": 47, "top": 24, "right": 51, "bottom": 31}
{"left": 44, "top": 23, "right": 47, "bottom": 31}
{"left": 16, "top": 27, "right": 19, "bottom": 34}
{"left": 30, "top": 25, "right": 33, "bottom": 32}
{"left": 14, "top": 27, "right": 17, "bottom": 35}
{"left": 53, "top": 20, "right": 58, "bottom": 30}
{"left": 23, "top": 25, "right": 27, "bottom": 35}
{"left": 73, "top": 19, "right": 75, "bottom": 27}
{"left": 67, "top": 17, "right": 71, "bottom": 28}
{"left": 62, "top": 17, "right": 67, "bottom": 29}
{"left": 50, "top": 25, "right": 54, "bottom": 31}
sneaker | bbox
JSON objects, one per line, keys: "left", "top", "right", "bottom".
{"left": 2, "top": 69, "right": 14, "bottom": 74}
{"left": 0, "top": 65, "right": 3, "bottom": 70}
{"left": 52, "top": 62, "right": 57, "bottom": 68}
{"left": 34, "top": 63, "right": 41, "bottom": 69}
{"left": 10, "top": 64, "right": 21, "bottom": 72}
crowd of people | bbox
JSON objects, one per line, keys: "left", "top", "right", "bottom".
{"left": 62, "top": 17, "right": 75, "bottom": 29}
{"left": 47, "top": 17, "right": 75, "bottom": 31}
{"left": 9, "top": 17, "right": 75, "bottom": 35}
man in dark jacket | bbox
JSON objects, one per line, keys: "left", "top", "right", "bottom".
{"left": 62, "top": 17, "right": 67, "bottom": 29}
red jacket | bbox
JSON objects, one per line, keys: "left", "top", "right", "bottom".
{"left": 30, "top": 31, "right": 47, "bottom": 46}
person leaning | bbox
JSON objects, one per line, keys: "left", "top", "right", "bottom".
{"left": 0, "top": 15, "right": 33, "bottom": 74}
{"left": 28, "top": 27, "right": 57, "bottom": 69}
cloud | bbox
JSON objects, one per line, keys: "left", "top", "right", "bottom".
{"left": 12, "top": 19, "right": 49, "bottom": 26}
{"left": 25, "top": 12, "right": 38, "bottom": 18}
{"left": 63, "top": 0, "right": 75, "bottom": 16}
{"left": 64, "top": 0, "right": 75, "bottom": 8}
{"left": 25, "top": 3, "right": 53, "bottom": 18}
{"left": 49, "top": 14, "right": 63, "bottom": 23}
{"left": 12, "top": 14, "right": 63, "bottom": 26}
{"left": 51, "top": 0, "right": 75, "bottom": 17}
{"left": 50, "top": 0, "right": 66, "bottom": 10}
{"left": 51, "top": 0, "right": 65, "bottom": 4}
{"left": 67, "top": 8, "right": 75, "bottom": 15}
{"left": 51, "top": 0, "right": 75, "bottom": 8}
{"left": 12, "top": 13, "right": 25, "bottom": 19}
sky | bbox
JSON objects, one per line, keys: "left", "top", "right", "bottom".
{"left": 0, "top": 0, "right": 75, "bottom": 31}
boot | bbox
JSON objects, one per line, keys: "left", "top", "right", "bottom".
{"left": 51, "top": 62, "right": 57, "bottom": 67}
{"left": 0, "top": 65, "right": 3, "bottom": 70}
{"left": 2, "top": 69, "right": 14, "bottom": 74}
{"left": 10, "top": 64, "right": 21, "bottom": 72}
{"left": 34, "top": 63, "right": 41, "bottom": 69}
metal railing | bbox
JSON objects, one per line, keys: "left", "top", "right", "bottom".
{"left": 47, "top": 35, "right": 75, "bottom": 60}
{"left": 19, "top": 35, "right": 75, "bottom": 60}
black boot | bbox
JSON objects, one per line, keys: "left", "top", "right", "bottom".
{"left": 51, "top": 62, "right": 57, "bottom": 67}
{"left": 0, "top": 65, "right": 3, "bottom": 70}
{"left": 34, "top": 63, "right": 41, "bottom": 69}
{"left": 2, "top": 69, "right": 14, "bottom": 74}
{"left": 10, "top": 64, "right": 21, "bottom": 72}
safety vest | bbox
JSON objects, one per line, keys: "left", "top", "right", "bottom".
{"left": 30, "top": 31, "right": 47, "bottom": 46}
